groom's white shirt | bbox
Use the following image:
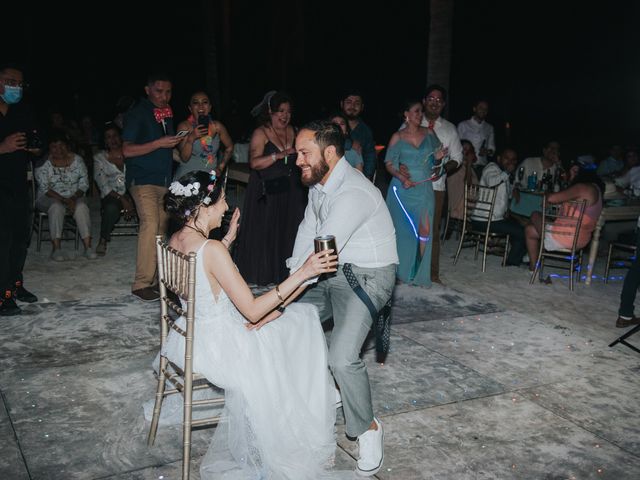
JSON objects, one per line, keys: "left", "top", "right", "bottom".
{"left": 287, "top": 157, "right": 398, "bottom": 281}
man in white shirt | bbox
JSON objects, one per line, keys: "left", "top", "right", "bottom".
{"left": 471, "top": 148, "right": 526, "bottom": 266}
{"left": 420, "top": 85, "right": 463, "bottom": 283}
{"left": 517, "top": 140, "right": 561, "bottom": 190}
{"left": 457, "top": 99, "right": 495, "bottom": 172}
{"left": 287, "top": 120, "right": 398, "bottom": 477}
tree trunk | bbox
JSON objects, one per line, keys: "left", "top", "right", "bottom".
{"left": 427, "top": 0, "right": 454, "bottom": 94}
{"left": 202, "top": 0, "right": 222, "bottom": 115}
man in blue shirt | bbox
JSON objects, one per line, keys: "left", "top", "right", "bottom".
{"left": 340, "top": 90, "right": 377, "bottom": 180}
{"left": 122, "top": 73, "right": 181, "bottom": 302}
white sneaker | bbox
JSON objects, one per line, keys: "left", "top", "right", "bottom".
{"left": 83, "top": 249, "right": 97, "bottom": 260}
{"left": 356, "top": 417, "right": 384, "bottom": 477}
{"left": 335, "top": 388, "right": 342, "bottom": 409}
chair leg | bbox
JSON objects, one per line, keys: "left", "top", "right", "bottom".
{"left": 182, "top": 374, "right": 194, "bottom": 480}
{"left": 481, "top": 234, "right": 490, "bottom": 272}
{"left": 442, "top": 210, "right": 450, "bottom": 243}
{"left": 604, "top": 243, "right": 614, "bottom": 285}
{"left": 576, "top": 250, "right": 583, "bottom": 284}
{"left": 147, "top": 356, "right": 169, "bottom": 446}
{"left": 453, "top": 228, "right": 465, "bottom": 265}
{"left": 569, "top": 258, "right": 575, "bottom": 291}
{"left": 502, "top": 235, "right": 510, "bottom": 267}
{"left": 37, "top": 216, "right": 42, "bottom": 252}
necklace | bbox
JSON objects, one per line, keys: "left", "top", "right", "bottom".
{"left": 183, "top": 224, "right": 207, "bottom": 239}
{"left": 270, "top": 125, "right": 289, "bottom": 165}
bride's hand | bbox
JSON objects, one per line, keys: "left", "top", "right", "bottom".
{"left": 246, "top": 309, "right": 282, "bottom": 330}
{"left": 300, "top": 249, "right": 338, "bottom": 279}
{"left": 223, "top": 208, "right": 241, "bottom": 244}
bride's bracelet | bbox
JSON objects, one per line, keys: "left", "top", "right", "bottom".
{"left": 275, "top": 284, "right": 285, "bottom": 304}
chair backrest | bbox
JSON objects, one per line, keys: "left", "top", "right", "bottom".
{"left": 465, "top": 183, "right": 499, "bottom": 228}
{"left": 155, "top": 235, "right": 197, "bottom": 379}
{"left": 540, "top": 197, "right": 586, "bottom": 253}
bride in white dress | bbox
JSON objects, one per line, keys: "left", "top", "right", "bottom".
{"left": 159, "top": 170, "right": 345, "bottom": 479}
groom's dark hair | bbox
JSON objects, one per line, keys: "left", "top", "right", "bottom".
{"left": 301, "top": 120, "right": 345, "bottom": 157}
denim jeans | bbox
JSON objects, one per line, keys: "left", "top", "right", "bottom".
{"left": 618, "top": 232, "right": 640, "bottom": 317}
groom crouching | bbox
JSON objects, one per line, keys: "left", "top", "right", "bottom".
{"left": 288, "top": 120, "right": 398, "bottom": 476}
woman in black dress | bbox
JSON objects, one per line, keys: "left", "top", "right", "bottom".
{"left": 235, "top": 91, "right": 307, "bottom": 285}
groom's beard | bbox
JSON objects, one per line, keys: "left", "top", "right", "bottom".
{"left": 301, "top": 154, "right": 330, "bottom": 187}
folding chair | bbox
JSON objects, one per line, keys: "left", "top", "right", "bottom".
{"left": 609, "top": 324, "right": 640, "bottom": 354}
{"left": 110, "top": 209, "right": 139, "bottom": 237}
{"left": 604, "top": 242, "right": 636, "bottom": 284}
{"left": 147, "top": 235, "right": 224, "bottom": 479}
{"left": 453, "top": 183, "right": 510, "bottom": 272}
{"left": 529, "top": 198, "right": 586, "bottom": 291}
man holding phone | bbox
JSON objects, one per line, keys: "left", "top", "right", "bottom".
{"left": 122, "top": 72, "right": 181, "bottom": 302}
{"left": 0, "top": 63, "right": 40, "bottom": 315}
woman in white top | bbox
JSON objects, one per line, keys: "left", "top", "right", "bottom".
{"left": 93, "top": 124, "right": 135, "bottom": 256}
{"left": 35, "top": 129, "right": 96, "bottom": 261}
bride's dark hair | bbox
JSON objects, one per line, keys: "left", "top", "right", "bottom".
{"left": 165, "top": 170, "right": 223, "bottom": 232}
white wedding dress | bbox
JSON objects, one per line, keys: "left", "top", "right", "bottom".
{"left": 152, "top": 241, "right": 347, "bottom": 479}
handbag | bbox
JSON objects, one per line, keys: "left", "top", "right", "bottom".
{"left": 342, "top": 263, "right": 392, "bottom": 362}
{"left": 261, "top": 175, "right": 290, "bottom": 195}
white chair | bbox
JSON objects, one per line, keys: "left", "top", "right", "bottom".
{"left": 147, "top": 235, "right": 224, "bottom": 480}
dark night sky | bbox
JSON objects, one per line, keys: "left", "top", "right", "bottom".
{"left": 7, "top": 0, "right": 639, "bottom": 161}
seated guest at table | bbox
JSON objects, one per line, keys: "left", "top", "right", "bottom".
{"left": 613, "top": 147, "right": 640, "bottom": 192}
{"left": 524, "top": 164, "right": 604, "bottom": 272}
{"left": 35, "top": 129, "right": 97, "bottom": 261}
{"left": 597, "top": 144, "right": 624, "bottom": 178}
{"left": 517, "top": 140, "right": 561, "bottom": 189}
{"left": 447, "top": 139, "right": 478, "bottom": 224}
{"left": 93, "top": 124, "right": 135, "bottom": 256}
{"left": 470, "top": 148, "right": 525, "bottom": 266}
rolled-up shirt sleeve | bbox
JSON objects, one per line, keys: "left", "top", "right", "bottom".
{"left": 287, "top": 187, "right": 375, "bottom": 278}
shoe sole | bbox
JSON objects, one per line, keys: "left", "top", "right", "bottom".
{"left": 616, "top": 321, "right": 640, "bottom": 328}
{"left": 132, "top": 294, "right": 160, "bottom": 303}
{"left": 355, "top": 426, "right": 384, "bottom": 477}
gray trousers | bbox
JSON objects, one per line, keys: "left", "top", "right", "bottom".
{"left": 299, "top": 263, "right": 396, "bottom": 437}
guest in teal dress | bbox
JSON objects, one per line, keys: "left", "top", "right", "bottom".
{"left": 385, "top": 100, "right": 444, "bottom": 287}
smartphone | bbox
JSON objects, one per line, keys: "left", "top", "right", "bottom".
{"left": 198, "top": 115, "right": 209, "bottom": 129}
{"left": 175, "top": 130, "right": 189, "bottom": 139}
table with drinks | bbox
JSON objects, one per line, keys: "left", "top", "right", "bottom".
{"left": 509, "top": 167, "right": 565, "bottom": 218}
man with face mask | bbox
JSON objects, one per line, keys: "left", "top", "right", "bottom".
{"left": 281, "top": 121, "right": 397, "bottom": 476}
{"left": 0, "top": 63, "right": 40, "bottom": 315}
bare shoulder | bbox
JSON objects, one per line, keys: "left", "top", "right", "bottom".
{"left": 202, "top": 239, "right": 230, "bottom": 259}
{"left": 177, "top": 119, "right": 191, "bottom": 131}
{"left": 251, "top": 126, "right": 268, "bottom": 141}
{"left": 388, "top": 131, "right": 401, "bottom": 146}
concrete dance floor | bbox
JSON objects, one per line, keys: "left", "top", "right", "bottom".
{"left": 2, "top": 227, "right": 640, "bottom": 479}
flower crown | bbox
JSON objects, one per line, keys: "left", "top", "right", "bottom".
{"left": 170, "top": 171, "right": 218, "bottom": 217}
